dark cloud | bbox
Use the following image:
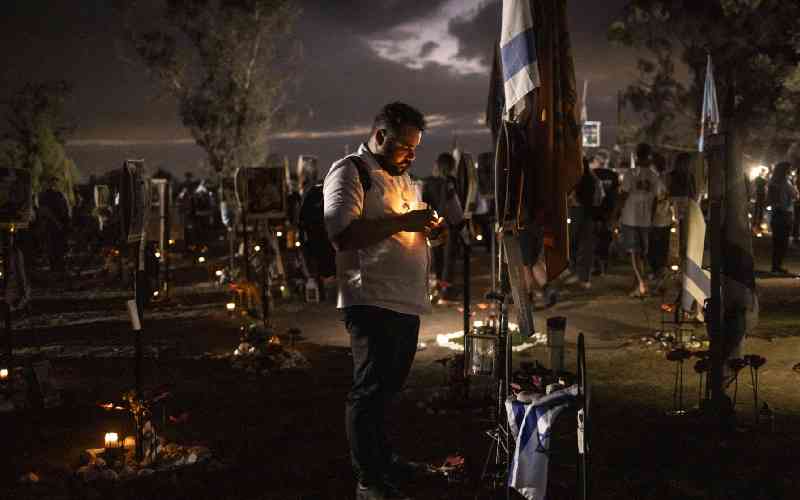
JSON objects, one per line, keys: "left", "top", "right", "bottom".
{"left": 419, "top": 41, "right": 440, "bottom": 58}
{"left": 3, "top": 0, "right": 643, "bottom": 177}
{"left": 448, "top": 0, "right": 500, "bottom": 67}
{"left": 299, "top": 0, "right": 450, "bottom": 36}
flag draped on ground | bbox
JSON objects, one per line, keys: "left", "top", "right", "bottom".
{"left": 505, "top": 385, "right": 578, "bottom": 500}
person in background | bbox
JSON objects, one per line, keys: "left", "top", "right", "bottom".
{"left": 591, "top": 150, "right": 620, "bottom": 276}
{"left": 752, "top": 167, "right": 768, "bottom": 234}
{"left": 648, "top": 153, "right": 673, "bottom": 289}
{"left": 422, "top": 152, "right": 463, "bottom": 300}
{"left": 618, "top": 143, "right": 665, "bottom": 297}
{"left": 565, "top": 155, "right": 604, "bottom": 289}
{"left": 324, "top": 102, "right": 439, "bottom": 500}
{"left": 37, "top": 175, "right": 71, "bottom": 277}
{"left": 767, "top": 161, "right": 798, "bottom": 274}
{"left": 668, "top": 152, "right": 696, "bottom": 268}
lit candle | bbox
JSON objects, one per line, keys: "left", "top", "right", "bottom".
{"left": 104, "top": 432, "right": 119, "bottom": 449}
{"left": 198, "top": 256, "right": 206, "bottom": 263}
{"left": 0, "top": 368, "right": 8, "bottom": 380}
{"left": 226, "top": 302, "right": 236, "bottom": 312}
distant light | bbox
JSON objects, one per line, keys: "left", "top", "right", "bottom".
{"left": 767, "top": 206, "right": 772, "bottom": 212}
{"left": 670, "top": 227, "right": 677, "bottom": 234}
{"left": 198, "top": 256, "right": 206, "bottom": 263}
{"left": 295, "top": 241, "right": 301, "bottom": 247}
{"left": 760, "top": 223, "right": 768, "bottom": 230}
{"left": 169, "top": 239, "right": 175, "bottom": 245}
{"left": 0, "top": 368, "right": 8, "bottom": 379}
{"left": 215, "top": 270, "right": 223, "bottom": 277}
{"left": 254, "top": 245, "right": 261, "bottom": 252}
{"left": 567, "top": 218, "right": 572, "bottom": 224}
{"left": 154, "top": 251, "right": 161, "bottom": 259}
{"left": 276, "top": 231, "right": 283, "bottom": 237}
{"left": 280, "top": 285, "right": 286, "bottom": 292}
{"left": 671, "top": 265, "right": 679, "bottom": 271}
{"left": 757, "top": 233, "right": 764, "bottom": 238}
{"left": 226, "top": 302, "right": 236, "bottom": 311}
{"left": 473, "top": 320, "right": 484, "bottom": 328}
{"left": 104, "top": 432, "right": 119, "bottom": 449}
{"left": 152, "top": 290, "right": 159, "bottom": 297}
{"left": 476, "top": 234, "right": 483, "bottom": 241}
{"left": 748, "top": 213, "right": 753, "bottom": 219}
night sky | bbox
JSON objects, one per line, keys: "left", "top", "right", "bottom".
{"left": 0, "top": 0, "right": 634, "bottom": 180}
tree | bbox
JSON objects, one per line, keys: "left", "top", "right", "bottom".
{"left": 1, "top": 81, "right": 80, "bottom": 205}
{"left": 119, "top": 0, "right": 299, "bottom": 175}
{"left": 611, "top": 0, "right": 800, "bottom": 423}
{"left": 610, "top": 0, "right": 800, "bottom": 157}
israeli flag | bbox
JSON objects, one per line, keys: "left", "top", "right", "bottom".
{"left": 698, "top": 54, "right": 719, "bottom": 152}
{"left": 500, "top": 0, "right": 540, "bottom": 114}
{"left": 506, "top": 385, "right": 578, "bottom": 500}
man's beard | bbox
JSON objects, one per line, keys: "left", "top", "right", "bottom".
{"left": 376, "top": 154, "right": 410, "bottom": 176}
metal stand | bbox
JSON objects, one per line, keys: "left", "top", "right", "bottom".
{"left": 133, "top": 238, "right": 147, "bottom": 463}
{"left": 477, "top": 289, "right": 512, "bottom": 500}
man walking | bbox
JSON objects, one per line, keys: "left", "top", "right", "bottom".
{"left": 324, "top": 102, "right": 439, "bottom": 500}
{"left": 619, "top": 144, "right": 665, "bottom": 297}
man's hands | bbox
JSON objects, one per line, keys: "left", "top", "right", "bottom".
{"left": 400, "top": 209, "right": 439, "bottom": 232}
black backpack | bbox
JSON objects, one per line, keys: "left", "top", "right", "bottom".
{"left": 298, "top": 156, "right": 372, "bottom": 278}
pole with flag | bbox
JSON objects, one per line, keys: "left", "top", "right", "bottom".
{"left": 698, "top": 54, "right": 719, "bottom": 153}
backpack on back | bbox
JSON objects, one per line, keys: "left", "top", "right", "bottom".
{"left": 298, "top": 156, "right": 372, "bottom": 278}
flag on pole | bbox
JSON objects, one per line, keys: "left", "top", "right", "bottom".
{"left": 698, "top": 54, "right": 719, "bottom": 152}
{"left": 500, "top": 0, "right": 540, "bottom": 114}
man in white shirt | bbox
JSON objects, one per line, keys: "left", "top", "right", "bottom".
{"left": 324, "top": 102, "right": 440, "bottom": 500}
{"left": 619, "top": 143, "right": 666, "bottom": 297}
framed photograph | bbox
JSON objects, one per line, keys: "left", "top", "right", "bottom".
{"left": 235, "top": 161, "right": 288, "bottom": 220}
{"left": 0, "top": 167, "right": 33, "bottom": 229}
{"left": 582, "top": 121, "right": 601, "bottom": 148}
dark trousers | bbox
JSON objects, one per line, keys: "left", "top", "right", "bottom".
{"left": 793, "top": 203, "right": 800, "bottom": 240}
{"left": 572, "top": 210, "right": 595, "bottom": 282}
{"left": 648, "top": 226, "right": 671, "bottom": 276}
{"left": 594, "top": 219, "right": 613, "bottom": 264}
{"left": 432, "top": 228, "right": 459, "bottom": 283}
{"left": 344, "top": 305, "right": 420, "bottom": 485}
{"left": 771, "top": 210, "right": 792, "bottom": 271}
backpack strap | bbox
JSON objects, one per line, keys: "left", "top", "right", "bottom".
{"left": 349, "top": 156, "right": 372, "bottom": 192}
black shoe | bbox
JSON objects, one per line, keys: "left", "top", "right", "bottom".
{"left": 356, "top": 482, "right": 413, "bottom": 500}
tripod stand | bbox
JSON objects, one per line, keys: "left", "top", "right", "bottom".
{"left": 476, "top": 287, "right": 513, "bottom": 500}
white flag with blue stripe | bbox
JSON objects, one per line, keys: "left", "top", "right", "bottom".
{"left": 506, "top": 385, "right": 578, "bottom": 500}
{"left": 500, "top": 0, "right": 540, "bottom": 115}
{"left": 698, "top": 54, "right": 719, "bottom": 152}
